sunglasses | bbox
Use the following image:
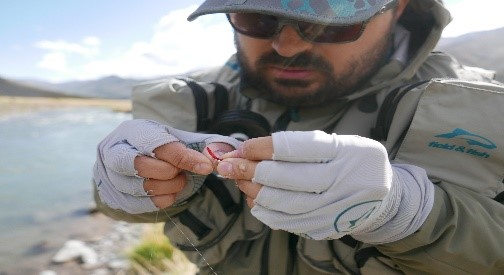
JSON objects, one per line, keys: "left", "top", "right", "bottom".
{"left": 227, "top": 0, "right": 397, "bottom": 44}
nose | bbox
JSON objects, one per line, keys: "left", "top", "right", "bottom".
{"left": 272, "top": 25, "right": 313, "bottom": 57}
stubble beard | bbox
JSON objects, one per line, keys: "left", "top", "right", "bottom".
{"left": 235, "top": 31, "right": 394, "bottom": 107}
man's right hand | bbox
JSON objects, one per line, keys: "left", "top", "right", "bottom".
{"left": 93, "top": 119, "right": 240, "bottom": 214}
{"left": 135, "top": 141, "right": 213, "bottom": 209}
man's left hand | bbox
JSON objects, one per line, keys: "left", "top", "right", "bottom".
{"left": 216, "top": 130, "right": 434, "bottom": 243}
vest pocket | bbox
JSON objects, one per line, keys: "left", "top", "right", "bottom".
{"left": 163, "top": 175, "right": 266, "bottom": 269}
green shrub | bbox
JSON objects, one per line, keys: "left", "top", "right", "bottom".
{"left": 127, "top": 224, "right": 198, "bottom": 275}
{"left": 128, "top": 224, "right": 174, "bottom": 273}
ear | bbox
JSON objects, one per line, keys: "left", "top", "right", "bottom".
{"left": 394, "top": 0, "right": 410, "bottom": 20}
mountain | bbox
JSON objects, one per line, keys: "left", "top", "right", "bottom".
{"left": 436, "top": 27, "right": 504, "bottom": 82}
{"left": 3, "top": 27, "right": 503, "bottom": 99}
{"left": 0, "top": 77, "right": 77, "bottom": 98}
{"left": 22, "top": 75, "right": 148, "bottom": 99}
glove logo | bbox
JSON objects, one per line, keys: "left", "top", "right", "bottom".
{"left": 334, "top": 200, "right": 382, "bottom": 233}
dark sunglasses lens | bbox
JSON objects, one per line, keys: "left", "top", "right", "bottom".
{"left": 229, "top": 13, "right": 277, "bottom": 38}
{"left": 298, "top": 23, "right": 364, "bottom": 43}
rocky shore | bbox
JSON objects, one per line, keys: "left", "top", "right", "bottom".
{"left": 45, "top": 220, "right": 145, "bottom": 275}
{"left": 2, "top": 211, "right": 197, "bottom": 275}
{"left": 1, "top": 212, "right": 141, "bottom": 275}
{"left": 0, "top": 97, "right": 196, "bottom": 275}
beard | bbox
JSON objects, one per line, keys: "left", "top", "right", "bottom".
{"left": 235, "top": 30, "right": 394, "bottom": 107}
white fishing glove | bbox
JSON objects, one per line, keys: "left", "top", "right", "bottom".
{"left": 251, "top": 131, "right": 434, "bottom": 244}
{"left": 93, "top": 119, "right": 241, "bottom": 214}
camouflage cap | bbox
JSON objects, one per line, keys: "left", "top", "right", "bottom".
{"left": 188, "top": 0, "right": 391, "bottom": 25}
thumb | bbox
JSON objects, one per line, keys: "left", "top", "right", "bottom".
{"left": 154, "top": 142, "right": 213, "bottom": 175}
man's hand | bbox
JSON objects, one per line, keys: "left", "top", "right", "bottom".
{"left": 216, "top": 136, "right": 272, "bottom": 208}
{"left": 136, "top": 141, "right": 234, "bottom": 208}
{"left": 216, "top": 131, "right": 434, "bottom": 243}
{"left": 94, "top": 119, "right": 239, "bottom": 214}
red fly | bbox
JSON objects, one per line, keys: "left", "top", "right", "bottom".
{"left": 206, "top": 147, "right": 223, "bottom": 161}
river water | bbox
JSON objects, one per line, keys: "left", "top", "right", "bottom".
{"left": 0, "top": 107, "right": 131, "bottom": 269}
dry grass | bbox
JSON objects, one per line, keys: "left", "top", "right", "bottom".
{"left": 127, "top": 224, "right": 198, "bottom": 275}
{"left": 0, "top": 96, "right": 131, "bottom": 118}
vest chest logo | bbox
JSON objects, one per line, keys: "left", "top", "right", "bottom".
{"left": 428, "top": 128, "right": 496, "bottom": 159}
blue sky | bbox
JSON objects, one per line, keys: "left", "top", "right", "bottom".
{"left": 1, "top": 0, "right": 503, "bottom": 83}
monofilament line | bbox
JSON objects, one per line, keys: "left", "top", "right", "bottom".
{"left": 162, "top": 209, "right": 219, "bottom": 275}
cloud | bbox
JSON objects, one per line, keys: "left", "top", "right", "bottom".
{"left": 35, "top": 5, "right": 235, "bottom": 82}
{"left": 34, "top": 36, "right": 102, "bottom": 77}
{"left": 83, "top": 36, "right": 101, "bottom": 47}
{"left": 34, "top": 37, "right": 101, "bottom": 56}
{"left": 80, "top": 5, "right": 235, "bottom": 80}
{"left": 443, "top": 0, "right": 504, "bottom": 37}
{"left": 37, "top": 52, "right": 67, "bottom": 72}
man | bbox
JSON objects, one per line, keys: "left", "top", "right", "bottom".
{"left": 93, "top": 0, "right": 504, "bottom": 274}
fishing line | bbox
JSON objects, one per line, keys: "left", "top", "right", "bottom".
{"left": 161, "top": 208, "right": 219, "bottom": 275}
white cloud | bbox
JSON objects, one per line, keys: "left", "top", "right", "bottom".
{"left": 443, "top": 0, "right": 504, "bottom": 37}
{"left": 34, "top": 36, "right": 102, "bottom": 77}
{"left": 36, "top": 5, "right": 235, "bottom": 82}
{"left": 37, "top": 52, "right": 67, "bottom": 72}
{"left": 34, "top": 37, "right": 100, "bottom": 56}
{"left": 79, "top": 5, "right": 235, "bottom": 80}
{"left": 83, "top": 36, "right": 101, "bottom": 47}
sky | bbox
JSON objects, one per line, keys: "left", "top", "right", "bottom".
{"left": 1, "top": 0, "right": 503, "bottom": 83}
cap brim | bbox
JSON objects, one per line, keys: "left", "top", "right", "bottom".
{"left": 188, "top": 0, "right": 389, "bottom": 25}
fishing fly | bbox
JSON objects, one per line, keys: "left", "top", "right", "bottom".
{"left": 206, "top": 147, "right": 223, "bottom": 161}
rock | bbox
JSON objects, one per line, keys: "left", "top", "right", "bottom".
{"left": 89, "top": 268, "right": 110, "bottom": 275}
{"left": 108, "top": 258, "right": 130, "bottom": 270}
{"left": 52, "top": 239, "right": 98, "bottom": 267}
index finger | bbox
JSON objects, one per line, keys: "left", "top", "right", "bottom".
{"left": 153, "top": 142, "right": 213, "bottom": 175}
{"left": 222, "top": 136, "right": 273, "bottom": 161}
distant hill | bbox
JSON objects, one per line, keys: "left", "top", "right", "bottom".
{"left": 436, "top": 27, "right": 504, "bottom": 82}
{"left": 22, "top": 75, "right": 147, "bottom": 99}
{"left": 0, "top": 77, "right": 77, "bottom": 98}
{"left": 3, "top": 27, "right": 503, "bottom": 99}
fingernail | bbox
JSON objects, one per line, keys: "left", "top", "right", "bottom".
{"left": 217, "top": 161, "right": 233, "bottom": 176}
{"left": 194, "top": 163, "right": 213, "bottom": 174}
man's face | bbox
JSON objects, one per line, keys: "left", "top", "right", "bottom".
{"left": 235, "top": 9, "right": 398, "bottom": 107}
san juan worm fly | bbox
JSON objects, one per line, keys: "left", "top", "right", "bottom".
{"left": 206, "top": 147, "right": 223, "bottom": 161}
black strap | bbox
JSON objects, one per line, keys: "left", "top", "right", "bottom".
{"left": 495, "top": 190, "right": 504, "bottom": 204}
{"left": 261, "top": 231, "right": 272, "bottom": 275}
{"left": 178, "top": 210, "right": 212, "bottom": 240}
{"left": 177, "top": 195, "right": 245, "bottom": 252}
{"left": 371, "top": 80, "right": 430, "bottom": 141}
{"left": 212, "top": 82, "right": 229, "bottom": 121}
{"left": 178, "top": 78, "right": 210, "bottom": 131}
{"left": 354, "top": 247, "right": 387, "bottom": 268}
{"left": 178, "top": 78, "right": 230, "bottom": 132}
{"left": 358, "top": 94, "right": 378, "bottom": 113}
{"left": 204, "top": 173, "right": 240, "bottom": 216}
{"left": 273, "top": 107, "right": 299, "bottom": 132}
{"left": 339, "top": 235, "right": 359, "bottom": 248}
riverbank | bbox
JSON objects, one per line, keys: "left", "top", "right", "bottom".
{"left": 1, "top": 212, "right": 125, "bottom": 275}
{"left": 0, "top": 96, "right": 131, "bottom": 119}
{"left": 0, "top": 99, "right": 195, "bottom": 274}
{"left": 1, "top": 211, "right": 197, "bottom": 275}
